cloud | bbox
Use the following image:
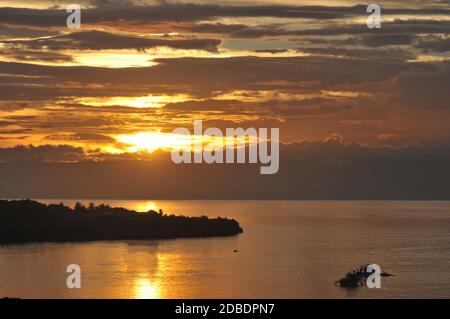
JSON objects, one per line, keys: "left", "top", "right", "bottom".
{"left": 0, "top": 4, "right": 355, "bottom": 28}
{"left": 0, "top": 24, "right": 58, "bottom": 39}
{"left": 349, "top": 34, "right": 416, "bottom": 47}
{"left": 298, "top": 47, "right": 414, "bottom": 60}
{"left": 0, "top": 54, "right": 437, "bottom": 124}
{"left": 6, "top": 30, "right": 221, "bottom": 52}
{"left": 45, "top": 133, "right": 115, "bottom": 142}
{"left": 0, "top": 128, "right": 33, "bottom": 134}
{"left": 253, "top": 49, "right": 289, "bottom": 54}
{"left": 269, "top": 99, "right": 349, "bottom": 117}
{"left": 80, "top": 117, "right": 125, "bottom": 127}
{"left": 2, "top": 4, "right": 449, "bottom": 28}
{"left": 163, "top": 99, "right": 245, "bottom": 112}
{"left": 282, "top": 136, "right": 450, "bottom": 160}
{"left": 178, "top": 22, "right": 292, "bottom": 39}
{"left": 1, "top": 136, "right": 449, "bottom": 165}
{"left": 413, "top": 35, "right": 450, "bottom": 52}
{"left": 390, "top": 65, "right": 450, "bottom": 110}
{"left": 0, "top": 55, "right": 419, "bottom": 99}
{"left": 1, "top": 48, "right": 74, "bottom": 62}
{"left": 89, "top": 0, "right": 137, "bottom": 7}
{"left": 0, "top": 144, "right": 87, "bottom": 163}
{"left": 292, "top": 19, "right": 450, "bottom": 37}
{"left": 179, "top": 19, "right": 450, "bottom": 39}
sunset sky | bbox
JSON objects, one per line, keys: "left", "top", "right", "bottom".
{"left": 0, "top": 1, "right": 449, "bottom": 198}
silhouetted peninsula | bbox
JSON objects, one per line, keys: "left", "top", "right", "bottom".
{"left": 0, "top": 200, "right": 243, "bottom": 244}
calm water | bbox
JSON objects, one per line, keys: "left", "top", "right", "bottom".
{"left": 1, "top": 200, "right": 450, "bottom": 299}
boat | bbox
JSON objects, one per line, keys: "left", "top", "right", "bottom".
{"left": 336, "top": 264, "right": 393, "bottom": 288}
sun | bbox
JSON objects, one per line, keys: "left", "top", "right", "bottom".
{"left": 116, "top": 132, "right": 194, "bottom": 153}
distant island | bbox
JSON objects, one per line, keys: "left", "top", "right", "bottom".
{"left": 0, "top": 200, "right": 243, "bottom": 244}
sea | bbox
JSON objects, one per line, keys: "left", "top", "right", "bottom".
{"left": 1, "top": 200, "right": 449, "bottom": 298}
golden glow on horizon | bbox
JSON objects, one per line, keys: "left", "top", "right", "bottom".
{"left": 408, "top": 55, "right": 450, "bottom": 63}
{"left": 77, "top": 94, "right": 192, "bottom": 108}
{"left": 116, "top": 132, "right": 196, "bottom": 153}
{"left": 73, "top": 51, "right": 159, "bottom": 68}
{"left": 133, "top": 201, "right": 160, "bottom": 212}
{"left": 116, "top": 130, "right": 264, "bottom": 154}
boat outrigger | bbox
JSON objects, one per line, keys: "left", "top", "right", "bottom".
{"left": 336, "top": 264, "right": 393, "bottom": 288}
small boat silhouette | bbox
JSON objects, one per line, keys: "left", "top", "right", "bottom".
{"left": 381, "top": 271, "right": 394, "bottom": 277}
{"left": 336, "top": 264, "right": 393, "bottom": 288}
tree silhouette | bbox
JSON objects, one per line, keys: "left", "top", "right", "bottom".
{"left": 0, "top": 200, "right": 243, "bottom": 244}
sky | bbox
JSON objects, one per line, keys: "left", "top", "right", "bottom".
{"left": 0, "top": 0, "right": 449, "bottom": 198}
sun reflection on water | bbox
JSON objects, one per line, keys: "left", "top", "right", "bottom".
{"left": 134, "top": 277, "right": 160, "bottom": 299}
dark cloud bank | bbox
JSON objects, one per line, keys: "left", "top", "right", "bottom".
{"left": 6, "top": 30, "right": 221, "bottom": 52}
{"left": 1, "top": 3, "right": 449, "bottom": 27}
{"left": 0, "top": 143, "right": 449, "bottom": 200}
